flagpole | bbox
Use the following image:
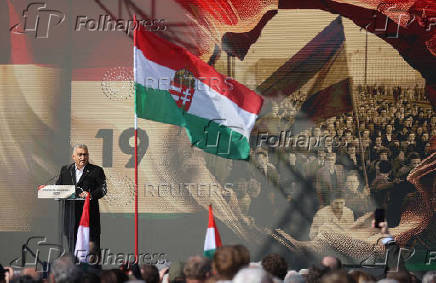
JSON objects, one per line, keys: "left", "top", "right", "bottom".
{"left": 364, "top": 29, "right": 368, "bottom": 86}
{"left": 133, "top": 14, "right": 139, "bottom": 262}
{"left": 351, "top": 85, "right": 370, "bottom": 189}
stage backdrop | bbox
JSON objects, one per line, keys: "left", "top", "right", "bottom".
{"left": 0, "top": 0, "right": 435, "bottom": 270}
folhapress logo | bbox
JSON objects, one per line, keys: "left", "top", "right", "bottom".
{"left": 10, "top": 2, "right": 65, "bottom": 38}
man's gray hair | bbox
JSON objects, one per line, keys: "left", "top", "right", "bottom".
{"left": 73, "top": 144, "right": 88, "bottom": 152}
{"left": 423, "top": 271, "right": 436, "bottom": 283}
{"left": 233, "top": 267, "right": 273, "bottom": 283}
{"left": 51, "top": 255, "right": 83, "bottom": 283}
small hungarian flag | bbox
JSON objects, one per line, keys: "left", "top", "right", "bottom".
{"left": 134, "top": 27, "right": 263, "bottom": 160}
{"left": 74, "top": 194, "right": 90, "bottom": 262}
{"left": 203, "top": 205, "right": 222, "bottom": 258}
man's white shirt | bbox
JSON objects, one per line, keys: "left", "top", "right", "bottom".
{"left": 75, "top": 165, "right": 84, "bottom": 183}
{"left": 309, "top": 205, "right": 355, "bottom": 240}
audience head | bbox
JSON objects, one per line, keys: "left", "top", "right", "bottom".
{"left": 378, "top": 160, "right": 392, "bottom": 174}
{"left": 423, "top": 271, "right": 436, "bottom": 283}
{"left": 80, "top": 272, "right": 100, "bottom": 283}
{"left": 321, "top": 256, "right": 342, "bottom": 270}
{"left": 345, "top": 172, "right": 361, "bottom": 191}
{"left": 321, "top": 270, "right": 355, "bottom": 283}
{"left": 232, "top": 267, "right": 273, "bottom": 283}
{"left": 261, "top": 253, "right": 288, "bottom": 280}
{"left": 306, "top": 265, "right": 330, "bottom": 283}
{"left": 99, "top": 269, "right": 128, "bottom": 283}
{"left": 256, "top": 150, "right": 269, "bottom": 167}
{"left": 349, "top": 270, "right": 376, "bottom": 283}
{"left": 51, "top": 255, "right": 83, "bottom": 283}
{"left": 233, "top": 245, "right": 250, "bottom": 267}
{"left": 0, "top": 265, "right": 6, "bottom": 283}
{"left": 326, "top": 152, "right": 337, "bottom": 167}
{"left": 140, "top": 264, "right": 159, "bottom": 283}
{"left": 183, "top": 256, "right": 211, "bottom": 282}
{"left": 168, "top": 261, "right": 185, "bottom": 283}
{"left": 212, "top": 245, "right": 244, "bottom": 280}
{"left": 386, "top": 271, "right": 411, "bottom": 283}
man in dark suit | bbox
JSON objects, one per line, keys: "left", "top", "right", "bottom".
{"left": 315, "top": 152, "right": 345, "bottom": 207}
{"left": 56, "top": 144, "right": 107, "bottom": 255}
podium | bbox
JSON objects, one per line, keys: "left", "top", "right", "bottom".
{"left": 37, "top": 185, "right": 84, "bottom": 254}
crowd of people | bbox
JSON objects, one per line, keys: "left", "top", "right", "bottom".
{"left": 237, "top": 85, "right": 435, "bottom": 238}
{"left": 2, "top": 241, "right": 436, "bottom": 283}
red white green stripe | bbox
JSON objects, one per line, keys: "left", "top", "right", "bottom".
{"left": 134, "top": 29, "right": 263, "bottom": 159}
{"left": 74, "top": 195, "right": 90, "bottom": 262}
{"left": 204, "top": 205, "right": 222, "bottom": 258}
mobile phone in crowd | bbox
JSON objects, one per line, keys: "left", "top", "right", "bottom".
{"left": 374, "top": 208, "right": 385, "bottom": 228}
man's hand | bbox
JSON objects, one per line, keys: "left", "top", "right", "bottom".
{"left": 79, "top": 191, "right": 89, "bottom": 198}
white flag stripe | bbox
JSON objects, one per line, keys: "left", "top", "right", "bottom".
{"left": 135, "top": 48, "right": 257, "bottom": 139}
{"left": 74, "top": 226, "right": 89, "bottom": 262}
{"left": 204, "top": 227, "right": 216, "bottom": 251}
{"left": 135, "top": 48, "right": 176, "bottom": 90}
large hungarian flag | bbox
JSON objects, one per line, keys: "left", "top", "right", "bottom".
{"left": 134, "top": 28, "right": 263, "bottom": 160}
{"left": 203, "top": 205, "right": 222, "bottom": 258}
{"left": 74, "top": 195, "right": 90, "bottom": 262}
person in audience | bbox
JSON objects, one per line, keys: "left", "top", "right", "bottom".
{"left": 211, "top": 246, "right": 244, "bottom": 282}
{"left": 348, "top": 270, "right": 376, "bottom": 283}
{"left": 284, "top": 271, "right": 305, "bottom": 283}
{"left": 370, "top": 160, "right": 393, "bottom": 209}
{"left": 423, "top": 271, "right": 436, "bottom": 283}
{"left": 261, "top": 254, "right": 288, "bottom": 280}
{"left": 81, "top": 272, "right": 101, "bottom": 283}
{"left": 233, "top": 245, "right": 250, "bottom": 268}
{"left": 306, "top": 265, "right": 330, "bottom": 283}
{"left": 0, "top": 265, "right": 6, "bottom": 283}
{"left": 320, "top": 270, "right": 356, "bottom": 283}
{"left": 232, "top": 268, "right": 273, "bottom": 283}
{"left": 310, "top": 193, "right": 354, "bottom": 239}
{"left": 140, "top": 264, "right": 159, "bottom": 283}
{"left": 386, "top": 271, "right": 411, "bottom": 283}
{"left": 344, "top": 172, "right": 373, "bottom": 218}
{"left": 321, "top": 256, "right": 342, "bottom": 270}
{"left": 99, "top": 269, "right": 129, "bottom": 283}
{"left": 183, "top": 256, "right": 211, "bottom": 283}
{"left": 168, "top": 261, "right": 186, "bottom": 283}
{"left": 50, "top": 255, "right": 83, "bottom": 283}
{"left": 315, "top": 152, "right": 345, "bottom": 207}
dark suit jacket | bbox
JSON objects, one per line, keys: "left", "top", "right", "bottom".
{"left": 56, "top": 163, "right": 107, "bottom": 242}
{"left": 315, "top": 165, "right": 345, "bottom": 206}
